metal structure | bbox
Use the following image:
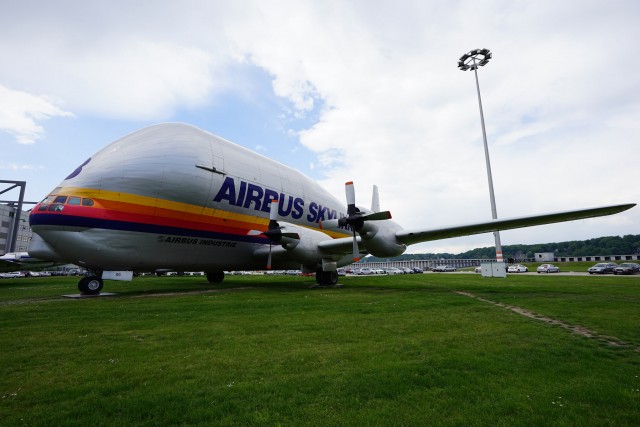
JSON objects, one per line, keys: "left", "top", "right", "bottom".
{"left": 0, "top": 180, "right": 37, "bottom": 253}
{"left": 458, "top": 48, "right": 503, "bottom": 263}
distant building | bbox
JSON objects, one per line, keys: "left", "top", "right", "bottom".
{"left": 0, "top": 204, "right": 32, "bottom": 254}
{"left": 534, "top": 252, "right": 555, "bottom": 262}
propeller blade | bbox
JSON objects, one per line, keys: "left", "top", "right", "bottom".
{"left": 281, "top": 232, "right": 300, "bottom": 240}
{"left": 352, "top": 231, "right": 360, "bottom": 262}
{"left": 269, "top": 198, "right": 278, "bottom": 222}
{"left": 263, "top": 228, "right": 300, "bottom": 243}
{"left": 363, "top": 211, "right": 392, "bottom": 221}
{"left": 345, "top": 181, "right": 356, "bottom": 213}
{"left": 267, "top": 242, "right": 272, "bottom": 270}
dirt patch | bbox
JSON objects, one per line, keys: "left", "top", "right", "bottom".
{"left": 131, "top": 286, "right": 257, "bottom": 298}
{"left": 455, "top": 291, "right": 640, "bottom": 352}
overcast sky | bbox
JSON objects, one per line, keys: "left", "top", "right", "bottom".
{"left": 1, "top": 0, "right": 638, "bottom": 253}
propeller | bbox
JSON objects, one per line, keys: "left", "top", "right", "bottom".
{"left": 320, "top": 181, "right": 392, "bottom": 261}
{"left": 260, "top": 199, "right": 299, "bottom": 269}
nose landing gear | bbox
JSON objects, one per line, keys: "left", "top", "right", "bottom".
{"left": 315, "top": 269, "right": 339, "bottom": 286}
{"left": 78, "top": 275, "right": 104, "bottom": 295}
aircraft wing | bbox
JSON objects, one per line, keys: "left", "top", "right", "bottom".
{"left": 0, "top": 258, "right": 20, "bottom": 272}
{"left": 319, "top": 235, "right": 366, "bottom": 254}
{"left": 0, "top": 252, "right": 56, "bottom": 273}
{"left": 395, "top": 203, "right": 636, "bottom": 246}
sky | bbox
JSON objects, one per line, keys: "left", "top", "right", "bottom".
{"left": 1, "top": 0, "right": 639, "bottom": 254}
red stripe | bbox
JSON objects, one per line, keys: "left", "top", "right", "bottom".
{"left": 32, "top": 205, "right": 265, "bottom": 237}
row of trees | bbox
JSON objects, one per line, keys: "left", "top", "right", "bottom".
{"left": 363, "top": 235, "right": 640, "bottom": 263}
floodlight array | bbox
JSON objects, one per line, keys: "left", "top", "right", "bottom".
{"left": 457, "top": 48, "right": 492, "bottom": 71}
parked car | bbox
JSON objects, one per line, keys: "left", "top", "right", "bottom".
{"left": 412, "top": 267, "right": 424, "bottom": 274}
{"left": 507, "top": 264, "right": 528, "bottom": 273}
{"left": 0, "top": 271, "right": 25, "bottom": 278}
{"left": 537, "top": 264, "right": 560, "bottom": 273}
{"left": 474, "top": 266, "right": 482, "bottom": 273}
{"left": 358, "top": 268, "right": 373, "bottom": 275}
{"left": 385, "top": 268, "right": 403, "bottom": 275}
{"left": 588, "top": 262, "right": 617, "bottom": 274}
{"left": 433, "top": 265, "right": 456, "bottom": 272}
{"left": 614, "top": 262, "right": 640, "bottom": 275}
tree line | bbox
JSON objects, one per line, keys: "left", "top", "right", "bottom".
{"left": 362, "top": 234, "right": 640, "bottom": 263}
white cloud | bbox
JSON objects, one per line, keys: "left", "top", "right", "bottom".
{"left": 0, "top": 85, "right": 74, "bottom": 144}
{"left": 4, "top": 38, "right": 222, "bottom": 121}
{"left": 220, "top": 0, "right": 640, "bottom": 252}
{"left": 0, "top": 161, "right": 43, "bottom": 171}
{"left": 69, "top": 39, "right": 223, "bottom": 119}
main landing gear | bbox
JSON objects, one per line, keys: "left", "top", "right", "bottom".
{"left": 78, "top": 275, "right": 104, "bottom": 295}
{"left": 315, "top": 269, "right": 339, "bottom": 287}
{"left": 206, "top": 271, "right": 225, "bottom": 283}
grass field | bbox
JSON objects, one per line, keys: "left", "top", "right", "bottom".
{"left": 1, "top": 273, "right": 639, "bottom": 426}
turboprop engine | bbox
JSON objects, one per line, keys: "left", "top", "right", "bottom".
{"left": 253, "top": 199, "right": 335, "bottom": 269}
{"left": 320, "top": 182, "right": 406, "bottom": 261}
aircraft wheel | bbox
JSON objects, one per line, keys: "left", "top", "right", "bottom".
{"left": 206, "top": 271, "right": 225, "bottom": 283}
{"left": 78, "top": 276, "right": 103, "bottom": 295}
{"left": 316, "top": 270, "right": 338, "bottom": 286}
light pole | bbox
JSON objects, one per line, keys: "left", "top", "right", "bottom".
{"left": 458, "top": 48, "right": 503, "bottom": 263}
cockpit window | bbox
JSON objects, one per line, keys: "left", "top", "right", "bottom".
{"left": 37, "top": 194, "right": 95, "bottom": 210}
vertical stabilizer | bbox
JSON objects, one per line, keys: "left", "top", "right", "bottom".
{"left": 371, "top": 185, "right": 380, "bottom": 213}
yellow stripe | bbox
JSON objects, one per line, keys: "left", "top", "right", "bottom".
{"left": 59, "top": 186, "right": 263, "bottom": 225}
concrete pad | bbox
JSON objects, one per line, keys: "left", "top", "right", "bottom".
{"left": 62, "top": 292, "right": 117, "bottom": 299}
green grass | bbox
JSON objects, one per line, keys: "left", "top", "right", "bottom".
{"left": 1, "top": 274, "right": 639, "bottom": 426}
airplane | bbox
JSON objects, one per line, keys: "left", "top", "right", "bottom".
{"left": 27, "top": 123, "right": 634, "bottom": 294}
{"left": 0, "top": 251, "right": 56, "bottom": 273}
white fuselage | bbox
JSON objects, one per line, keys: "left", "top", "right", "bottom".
{"left": 29, "top": 123, "right": 363, "bottom": 272}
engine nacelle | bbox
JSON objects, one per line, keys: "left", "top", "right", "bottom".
{"left": 358, "top": 221, "right": 407, "bottom": 258}
{"left": 277, "top": 222, "right": 333, "bottom": 265}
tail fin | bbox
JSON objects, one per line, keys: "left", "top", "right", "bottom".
{"left": 371, "top": 185, "right": 380, "bottom": 213}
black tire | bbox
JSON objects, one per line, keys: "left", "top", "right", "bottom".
{"left": 206, "top": 271, "right": 225, "bottom": 283}
{"left": 78, "top": 276, "right": 103, "bottom": 295}
{"left": 316, "top": 270, "right": 338, "bottom": 286}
